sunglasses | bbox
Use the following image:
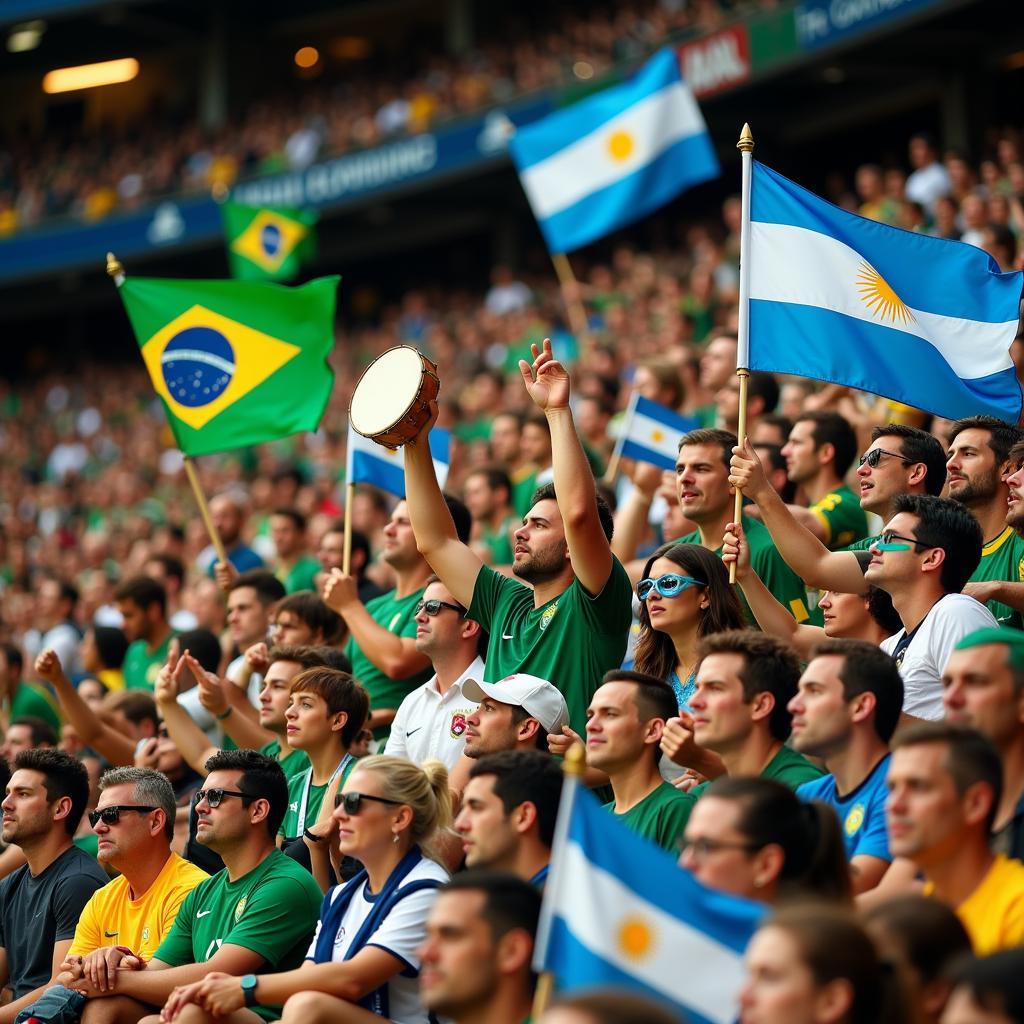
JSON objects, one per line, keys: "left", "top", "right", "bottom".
{"left": 859, "top": 448, "right": 915, "bottom": 469}
{"left": 875, "top": 530, "right": 928, "bottom": 552}
{"left": 192, "top": 788, "right": 253, "bottom": 808}
{"left": 89, "top": 805, "right": 157, "bottom": 828}
{"left": 636, "top": 574, "right": 704, "bottom": 601}
{"left": 334, "top": 792, "right": 404, "bottom": 815}
{"left": 413, "top": 599, "right": 464, "bottom": 617}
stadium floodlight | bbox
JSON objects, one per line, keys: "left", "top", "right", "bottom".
{"left": 7, "top": 20, "right": 45, "bottom": 54}
{"left": 42, "top": 57, "right": 139, "bottom": 94}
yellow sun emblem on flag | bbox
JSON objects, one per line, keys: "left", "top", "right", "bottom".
{"left": 855, "top": 260, "right": 916, "bottom": 326}
{"left": 617, "top": 915, "right": 656, "bottom": 961}
{"left": 607, "top": 130, "right": 635, "bottom": 162}
{"left": 650, "top": 429, "right": 664, "bottom": 443}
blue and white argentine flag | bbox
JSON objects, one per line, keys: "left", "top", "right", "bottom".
{"left": 509, "top": 48, "right": 719, "bottom": 254}
{"left": 346, "top": 424, "right": 450, "bottom": 499}
{"left": 536, "top": 784, "right": 764, "bottom": 1024}
{"left": 620, "top": 394, "right": 698, "bottom": 471}
{"left": 747, "top": 161, "right": 1024, "bottom": 422}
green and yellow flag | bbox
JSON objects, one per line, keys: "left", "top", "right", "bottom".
{"left": 119, "top": 275, "right": 339, "bottom": 456}
{"left": 221, "top": 201, "right": 318, "bottom": 281}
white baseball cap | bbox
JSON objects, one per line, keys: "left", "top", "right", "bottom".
{"left": 463, "top": 673, "right": 569, "bottom": 734}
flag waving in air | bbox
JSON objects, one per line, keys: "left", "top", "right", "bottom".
{"left": 536, "top": 771, "right": 764, "bottom": 1024}
{"left": 119, "top": 275, "right": 339, "bottom": 456}
{"left": 744, "top": 161, "right": 1024, "bottom": 422}
{"left": 618, "top": 393, "right": 699, "bottom": 470}
{"left": 221, "top": 201, "right": 318, "bottom": 281}
{"left": 509, "top": 48, "right": 719, "bottom": 254}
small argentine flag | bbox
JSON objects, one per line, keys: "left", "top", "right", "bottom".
{"left": 509, "top": 48, "right": 719, "bottom": 254}
{"left": 619, "top": 394, "right": 698, "bottom": 471}
{"left": 346, "top": 424, "right": 450, "bottom": 499}
{"left": 536, "top": 782, "right": 764, "bottom": 1024}
{"left": 747, "top": 161, "right": 1024, "bottom": 422}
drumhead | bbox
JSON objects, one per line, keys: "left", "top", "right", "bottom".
{"left": 350, "top": 346, "right": 426, "bottom": 435}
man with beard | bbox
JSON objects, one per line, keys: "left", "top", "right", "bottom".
{"left": 948, "top": 417, "right": 1024, "bottom": 627}
{"left": 404, "top": 339, "right": 633, "bottom": 736}
{"left": 324, "top": 497, "right": 471, "bottom": 741}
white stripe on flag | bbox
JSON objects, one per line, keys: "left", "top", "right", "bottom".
{"left": 521, "top": 81, "right": 706, "bottom": 221}
{"left": 749, "top": 221, "right": 1017, "bottom": 379}
{"left": 556, "top": 840, "right": 746, "bottom": 1024}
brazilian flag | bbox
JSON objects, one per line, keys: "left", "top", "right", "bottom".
{"left": 119, "top": 275, "right": 339, "bottom": 456}
{"left": 221, "top": 202, "right": 317, "bottom": 281}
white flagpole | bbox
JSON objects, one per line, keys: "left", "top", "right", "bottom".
{"left": 730, "top": 124, "right": 755, "bottom": 585}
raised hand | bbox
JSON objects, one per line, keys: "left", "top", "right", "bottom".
{"left": 34, "top": 649, "right": 65, "bottom": 685}
{"left": 519, "top": 338, "right": 570, "bottom": 411}
{"left": 547, "top": 724, "right": 585, "bottom": 758}
{"left": 322, "top": 567, "right": 359, "bottom": 613}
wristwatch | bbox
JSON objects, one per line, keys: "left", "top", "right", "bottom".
{"left": 240, "top": 974, "right": 259, "bottom": 1007}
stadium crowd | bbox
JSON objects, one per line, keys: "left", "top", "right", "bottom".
{"left": 0, "top": 0, "right": 776, "bottom": 237}
{"left": 2, "top": 116, "right": 1024, "bottom": 1022}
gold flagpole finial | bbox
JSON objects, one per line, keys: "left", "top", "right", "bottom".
{"left": 106, "top": 252, "right": 125, "bottom": 286}
{"left": 737, "top": 123, "right": 755, "bottom": 154}
{"left": 563, "top": 741, "right": 587, "bottom": 777}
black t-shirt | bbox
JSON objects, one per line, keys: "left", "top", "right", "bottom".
{"left": 0, "top": 845, "right": 107, "bottom": 997}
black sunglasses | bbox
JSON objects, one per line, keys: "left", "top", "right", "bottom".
{"left": 193, "top": 788, "right": 253, "bottom": 808}
{"left": 414, "top": 599, "right": 464, "bottom": 617}
{"left": 89, "top": 805, "right": 157, "bottom": 828}
{"left": 859, "top": 448, "right": 915, "bottom": 469}
{"left": 334, "top": 792, "right": 404, "bottom": 814}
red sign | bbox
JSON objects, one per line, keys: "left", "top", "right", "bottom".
{"left": 678, "top": 25, "right": 751, "bottom": 99}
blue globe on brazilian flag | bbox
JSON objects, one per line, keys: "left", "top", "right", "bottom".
{"left": 221, "top": 202, "right": 318, "bottom": 281}
{"left": 118, "top": 275, "right": 338, "bottom": 456}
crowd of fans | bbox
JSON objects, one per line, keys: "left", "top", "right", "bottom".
{"left": 0, "top": 0, "right": 778, "bottom": 237}
{"left": 2, "top": 117, "right": 1024, "bottom": 1022}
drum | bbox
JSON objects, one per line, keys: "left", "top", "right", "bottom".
{"left": 348, "top": 345, "right": 441, "bottom": 450}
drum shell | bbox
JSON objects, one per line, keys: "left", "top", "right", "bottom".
{"left": 348, "top": 346, "right": 440, "bottom": 450}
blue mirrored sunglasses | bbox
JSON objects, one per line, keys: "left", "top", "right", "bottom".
{"left": 636, "top": 574, "right": 704, "bottom": 601}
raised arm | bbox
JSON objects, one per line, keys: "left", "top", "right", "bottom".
{"left": 403, "top": 403, "right": 484, "bottom": 608}
{"left": 611, "top": 462, "right": 663, "bottom": 564}
{"left": 323, "top": 571, "right": 430, "bottom": 681}
{"left": 521, "top": 339, "right": 612, "bottom": 596}
{"left": 722, "top": 522, "right": 825, "bottom": 661}
{"left": 153, "top": 652, "right": 218, "bottom": 776}
{"left": 35, "top": 650, "right": 136, "bottom": 765}
{"left": 730, "top": 439, "right": 868, "bottom": 595}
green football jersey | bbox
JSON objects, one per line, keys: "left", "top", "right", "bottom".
{"left": 468, "top": 560, "right": 634, "bottom": 735}
{"left": 605, "top": 782, "right": 695, "bottom": 852}
{"left": 258, "top": 739, "right": 309, "bottom": 781}
{"left": 123, "top": 634, "right": 174, "bottom": 691}
{"left": 154, "top": 849, "right": 322, "bottom": 1021}
{"left": 279, "top": 755, "right": 359, "bottom": 839}
{"left": 969, "top": 526, "right": 1024, "bottom": 629}
{"left": 809, "top": 486, "right": 870, "bottom": 550}
{"left": 692, "top": 744, "right": 824, "bottom": 799}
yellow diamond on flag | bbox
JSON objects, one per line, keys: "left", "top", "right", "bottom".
{"left": 607, "top": 129, "right": 635, "bottom": 162}
{"left": 140, "top": 304, "right": 301, "bottom": 431}
{"left": 617, "top": 914, "right": 656, "bottom": 961}
{"left": 231, "top": 210, "right": 310, "bottom": 274}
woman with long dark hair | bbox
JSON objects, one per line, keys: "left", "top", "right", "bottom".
{"left": 632, "top": 542, "right": 745, "bottom": 712}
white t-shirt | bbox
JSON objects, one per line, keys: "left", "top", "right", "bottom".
{"left": 306, "top": 857, "right": 449, "bottom": 1024}
{"left": 880, "top": 593, "right": 997, "bottom": 720}
{"left": 905, "top": 161, "right": 951, "bottom": 212}
{"left": 384, "top": 657, "right": 484, "bottom": 769}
